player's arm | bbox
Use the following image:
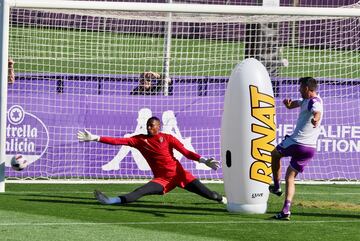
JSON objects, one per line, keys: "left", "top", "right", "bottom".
{"left": 77, "top": 129, "right": 136, "bottom": 146}
{"left": 309, "top": 98, "right": 322, "bottom": 128}
{"left": 169, "top": 135, "right": 199, "bottom": 160}
{"left": 170, "top": 136, "right": 220, "bottom": 170}
{"left": 283, "top": 98, "right": 301, "bottom": 109}
{"left": 311, "top": 111, "right": 321, "bottom": 127}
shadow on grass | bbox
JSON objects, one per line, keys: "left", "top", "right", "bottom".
{"left": 105, "top": 202, "right": 226, "bottom": 214}
{"left": 295, "top": 211, "right": 360, "bottom": 219}
{"left": 98, "top": 206, "right": 227, "bottom": 217}
{"left": 20, "top": 198, "right": 99, "bottom": 206}
{"left": 6, "top": 192, "right": 175, "bottom": 203}
{"left": 24, "top": 193, "right": 94, "bottom": 200}
{"left": 267, "top": 211, "right": 360, "bottom": 220}
{"left": 19, "top": 197, "right": 227, "bottom": 216}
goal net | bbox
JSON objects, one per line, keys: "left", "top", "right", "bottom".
{"left": 2, "top": 1, "right": 360, "bottom": 183}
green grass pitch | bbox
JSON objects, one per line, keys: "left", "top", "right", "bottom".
{"left": 0, "top": 183, "right": 359, "bottom": 241}
{"left": 9, "top": 27, "right": 360, "bottom": 79}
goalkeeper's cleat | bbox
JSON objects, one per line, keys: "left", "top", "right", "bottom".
{"left": 219, "top": 196, "right": 227, "bottom": 205}
{"left": 94, "top": 190, "right": 111, "bottom": 205}
{"left": 269, "top": 185, "right": 283, "bottom": 197}
{"left": 273, "top": 211, "right": 291, "bottom": 221}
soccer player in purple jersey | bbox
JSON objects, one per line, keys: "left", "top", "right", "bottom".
{"left": 269, "top": 77, "right": 323, "bottom": 220}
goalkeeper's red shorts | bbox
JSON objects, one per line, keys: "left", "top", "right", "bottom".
{"left": 150, "top": 168, "right": 196, "bottom": 194}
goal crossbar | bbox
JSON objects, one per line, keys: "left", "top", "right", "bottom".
{"left": 7, "top": 0, "right": 360, "bottom": 17}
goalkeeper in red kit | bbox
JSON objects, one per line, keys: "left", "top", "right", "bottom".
{"left": 77, "top": 116, "right": 227, "bottom": 205}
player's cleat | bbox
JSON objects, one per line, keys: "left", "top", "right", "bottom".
{"left": 273, "top": 211, "right": 291, "bottom": 221}
{"left": 219, "top": 196, "right": 227, "bottom": 205}
{"left": 94, "top": 190, "right": 111, "bottom": 204}
{"left": 269, "top": 185, "right": 283, "bottom": 197}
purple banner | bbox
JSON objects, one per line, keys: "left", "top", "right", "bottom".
{"left": 5, "top": 74, "right": 360, "bottom": 181}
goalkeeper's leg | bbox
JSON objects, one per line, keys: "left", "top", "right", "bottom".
{"left": 94, "top": 181, "right": 164, "bottom": 205}
{"left": 184, "top": 179, "right": 227, "bottom": 204}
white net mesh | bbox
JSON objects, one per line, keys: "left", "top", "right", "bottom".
{"left": 74, "top": 0, "right": 360, "bottom": 8}
{"left": 4, "top": 3, "right": 360, "bottom": 181}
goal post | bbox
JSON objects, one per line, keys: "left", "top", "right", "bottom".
{"left": 1, "top": 0, "right": 360, "bottom": 189}
{"left": 0, "top": 0, "right": 11, "bottom": 192}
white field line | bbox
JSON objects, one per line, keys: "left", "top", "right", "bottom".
{"left": 0, "top": 220, "right": 359, "bottom": 226}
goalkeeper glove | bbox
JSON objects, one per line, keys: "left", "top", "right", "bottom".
{"left": 77, "top": 129, "right": 100, "bottom": 142}
{"left": 199, "top": 157, "right": 220, "bottom": 171}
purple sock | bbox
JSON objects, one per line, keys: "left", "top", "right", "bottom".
{"left": 282, "top": 200, "right": 291, "bottom": 214}
{"left": 274, "top": 180, "right": 280, "bottom": 191}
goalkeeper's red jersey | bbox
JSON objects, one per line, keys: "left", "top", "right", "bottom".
{"left": 99, "top": 133, "right": 200, "bottom": 178}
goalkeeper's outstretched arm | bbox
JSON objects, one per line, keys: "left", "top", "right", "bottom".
{"left": 170, "top": 135, "right": 220, "bottom": 170}
{"left": 198, "top": 157, "right": 220, "bottom": 171}
{"left": 77, "top": 129, "right": 100, "bottom": 141}
{"left": 77, "top": 129, "right": 135, "bottom": 146}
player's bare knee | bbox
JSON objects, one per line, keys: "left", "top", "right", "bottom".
{"left": 286, "top": 167, "right": 298, "bottom": 180}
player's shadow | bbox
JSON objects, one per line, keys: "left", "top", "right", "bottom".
{"left": 267, "top": 211, "right": 360, "bottom": 219}
{"left": 100, "top": 201, "right": 226, "bottom": 217}
{"left": 19, "top": 196, "right": 226, "bottom": 216}
{"left": 295, "top": 211, "right": 360, "bottom": 219}
{"left": 23, "top": 193, "right": 94, "bottom": 200}
{"left": 20, "top": 198, "right": 100, "bottom": 206}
